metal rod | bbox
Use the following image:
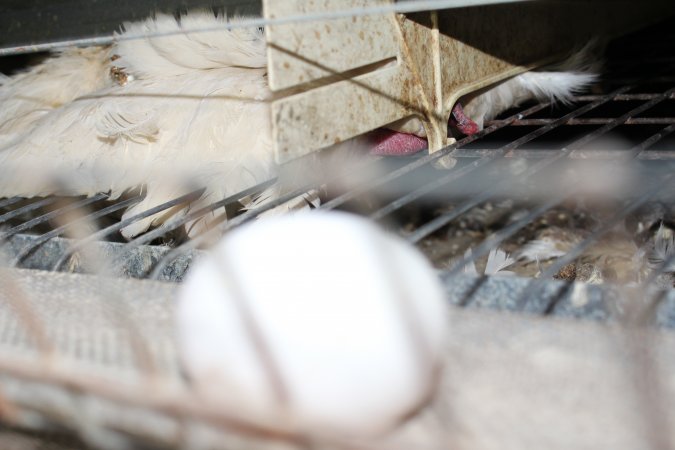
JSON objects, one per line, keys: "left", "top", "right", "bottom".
{"left": 573, "top": 93, "right": 675, "bottom": 102}
{"left": 148, "top": 184, "right": 319, "bottom": 279}
{"left": 322, "top": 103, "right": 551, "bottom": 212}
{"left": 147, "top": 156, "right": 389, "bottom": 280}
{"left": 492, "top": 117, "right": 675, "bottom": 126}
{"left": 11, "top": 196, "right": 142, "bottom": 266}
{"left": 0, "top": 198, "right": 56, "bottom": 226}
{"left": 446, "top": 196, "right": 567, "bottom": 277}
{"left": 516, "top": 175, "right": 675, "bottom": 312}
{"left": 404, "top": 86, "right": 636, "bottom": 243}
{"left": 51, "top": 190, "right": 203, "bottom": 271}
{"left": 445, "top": 121, "right": 675, "bottom": 279}
{"left": 0, "top": 198, "right": 23, "bottom": 210}
{"left": 119, "top": 180, "right": 275, "bottom": 250}
{"left": 0, "top": 0, "right": 533, "bottom": 56}
{"left": 0, "top": 194, "right": 108, "bottom": 241}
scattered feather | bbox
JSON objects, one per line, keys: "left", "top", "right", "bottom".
{"left": 648, "top": 224, "right": 675, "bottom": 272}
{"left": 518, "top": 239, "right": 568, "bottom": 263}
{"left": 485, "top": 249, "right": 516, "bottom": 276}
{"left": 462, "top": 248, "right": 515, "bottom": 277}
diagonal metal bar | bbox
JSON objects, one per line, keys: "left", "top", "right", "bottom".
{"left": 444, "top": 121, "right": 675, "bottom": 280}
{"left": 11, "top": 196, "right": 143, "bottom": 266}
{"left": 51, "top": 190, "right": 203, "bottom": 271}
{"left": 0, "top": 194, "right": 108, "bottom": 240}
{"left": 321, "top": 103, "right": 551, "bottom": 212}
{"left": 406, "top": 86, "right": 675, "bottom": 243}
{"left": 0, "top": 198, "right": 56, "bottom": 226}
{"left": 516, "top": 174, "right": 675, "bottom": 312}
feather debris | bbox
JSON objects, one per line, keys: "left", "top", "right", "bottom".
{"left": 648, "top": 224, "right": 675, "bottom": 273}
{"left": 462, "top": 248, "right": 516, "bottom": 277}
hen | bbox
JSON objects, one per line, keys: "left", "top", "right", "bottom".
{"left": 0, "top": 11, "right": 599, "bottom": 238}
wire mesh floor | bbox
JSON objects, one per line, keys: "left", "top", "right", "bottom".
{"left": 1, "top": 16, "right": 675, "bottom": 325}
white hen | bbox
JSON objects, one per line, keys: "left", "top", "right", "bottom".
{"left": 0, "top": 12, "right": 600, "bottom": 238}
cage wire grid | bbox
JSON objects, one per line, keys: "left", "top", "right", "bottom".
{"left": 0, "top": 2, "right": 675, "bottom": 450}
{"left": 0, "top": 16, "right": 674, "bottom": 309}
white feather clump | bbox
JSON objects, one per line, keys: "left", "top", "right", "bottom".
{"left": 462, "top": 248, "right": 516, "bottom": 276}
{"left": 176, "top": 212, "right": 447, "bottom": 438}
{"left": 462, "top": 43, "right": 601, "bottom": 129}
{"left": 386, "top": 44, "right": 600, "bottom": 139}
{"left": 0, "top": 47, "right": 111, "bottom": 148}
{"left": 648, "top": 224, "right": 675, "bottom": 272}
{"left": 0, "top": 12, "right": 274, "bottom": 238}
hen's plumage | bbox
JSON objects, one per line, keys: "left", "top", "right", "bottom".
{"left": 0, "top": 12, "right": 600, "bottom": 238}
{"left": 0, "top": 13, "right": 274, "bottom": 237}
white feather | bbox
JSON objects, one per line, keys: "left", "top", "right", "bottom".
{"left": 484, "top": 248, "right": 516, "bottom": 276}
{"left": 518, "top": 239, "right": 568, "bottom": 263}
{"left": 0, "top": 13, "right": 273, "bottom": 238}
{"left": 648, "top": 224, "right": 675, "bottom": 272}
{"left": 462, "top": 248, "right": 515, "bottom": 277}
{"left": 463, "top": 43, "right": 601, "bottom": 128}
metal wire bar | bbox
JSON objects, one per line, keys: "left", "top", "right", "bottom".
{"left": 146, "top": 155, "right": 393, "bottom": 279}
{"left": 0, "top": 197, "right": 23, "bottom": 210}
{"left": 369, "top": 162, "right": 492, "bottom": 221}
{"left": 0, "top": 0, "right": 530, "bottom": 56}
{"left": 341, "top": 65, "right": 673, "bottom": 221}
{"left": 516, "top": 175, "right": 675, "bottom": 312}
{"left": 451, "top": 148, "right": 675, "bottom": 160}
{"left": 447, "top": 195, "right": 567, "bottom": 277}
{"left": 574, "top": 94, "right": 675, "bottom": 101}
{"left": 403, "top": 86, "right": 637, "bottom": 243}
{"left": 51, "top": 190, "right": 203, "bottom": 271}
{"left": 0, "top": 194, "right": 108, "bottom": 241}
{"left": 444, "top": 122, "right": 675, "bottom": 279}
{"left": 147, "top": 184, "right": 320, "bottom": 280}
{"left": 632, "top": 123, "right": 675, "bottom": 154}
{"left": 495, "top": 118, "right": 675, "bottom": 126}
{"left": 108, "top": 179, "right": 276, "bottom": 273}
{"left": 462, "top": 89, "right": 675, "bottom": 286}
{"left": 0, "top": 358, "right": 446, "bottom": 450}
{"left": 119, "top": 180, "right": 275, "bottom": 249}
{"left": 11, "top": 196, "right": 143, "bottom": 266}
{"left": 0, "top": 198, "right": 56, "bottom": 226}
{"left": 545, "top": 87, "right": 675, "bottom": 152}
{"left": 321, "top": 103, "right": 551, "bottom": 212}
{"left": 605, "top": 76, "right": 675, "bottom": 85}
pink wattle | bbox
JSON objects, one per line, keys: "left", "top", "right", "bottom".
{"left": 369, "top": 129, "right": 428, "bottom": 156}
{"left": 450, "top": 103, "right": 480, "bottom": 136}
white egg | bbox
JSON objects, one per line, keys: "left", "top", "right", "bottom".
{"left": 176, "top": 212, "right": 447, "bottom": 437}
